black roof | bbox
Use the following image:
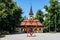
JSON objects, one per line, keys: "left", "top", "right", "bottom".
{"left": 29, "top": 6, "right": 34, "bottom": 15}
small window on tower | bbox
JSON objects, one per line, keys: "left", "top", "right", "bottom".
{"left": 30, "top": 17, "right": 32, "bottom": 20}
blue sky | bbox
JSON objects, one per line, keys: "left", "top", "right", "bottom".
{"left": 14, "top": 0, "right": 50, "bottom": 17}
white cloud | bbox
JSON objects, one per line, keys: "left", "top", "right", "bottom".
{"left": 58, "top": 0, "right": 60, "bottom": 2}
{"left": 41, "top": 9, "right": 48, "bottom": 14}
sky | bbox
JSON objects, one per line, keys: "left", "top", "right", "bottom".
{"left": 14, "top": 0, "right": 50, "bottom": 17}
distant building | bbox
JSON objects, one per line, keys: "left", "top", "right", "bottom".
{"left": 20, "top": 6, "right": 43, "bottom": 33}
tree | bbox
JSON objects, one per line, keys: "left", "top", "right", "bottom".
{"left": 44, "top": 0, "right": 60, "bottom": 32}
{"left": 0, "top": 0, "right": 23, "bottom": 34}
{"left": 36, "top": 10, "right": 44, "bottom": 23}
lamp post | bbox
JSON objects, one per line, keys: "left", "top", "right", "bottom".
{"left": 49, "top": 13, "right": 50, "bottom": 32}
{"left": 55, "top": 14, "right": 56, "bottom": 32}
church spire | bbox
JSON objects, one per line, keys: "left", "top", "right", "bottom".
{"left": 29, "top": 6, "right": 34, "bottom": 15}
{"left": 28, "top": 6, "right": 34, "bottom": 20}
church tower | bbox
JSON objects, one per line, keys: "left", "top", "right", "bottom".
{"left": 20, "top": 6, "right": 43, "bottom": 33}
{"left": 28, "top": 6, "right": 34, "bottom": 20}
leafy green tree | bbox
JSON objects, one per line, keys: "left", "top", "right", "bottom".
{"left": 44, "top": 0, "right": 60, "bottom": 32}
{"left": 0, "top": 0, "right": 23, "bottom": 34}
{"left": 36, "top": 10, "right": 44, "bottom": 23}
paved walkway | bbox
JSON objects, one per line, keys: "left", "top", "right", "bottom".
{"left": 0, "top": 33, "right": 60, "bottom": 40}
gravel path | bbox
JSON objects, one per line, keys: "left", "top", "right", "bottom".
{"left": 0, "top": 33, "right": 60, "bottom": 40}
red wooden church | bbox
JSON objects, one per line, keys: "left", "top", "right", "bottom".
{"left": 20, "top": 6, "right": 43, "bottom": 33}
